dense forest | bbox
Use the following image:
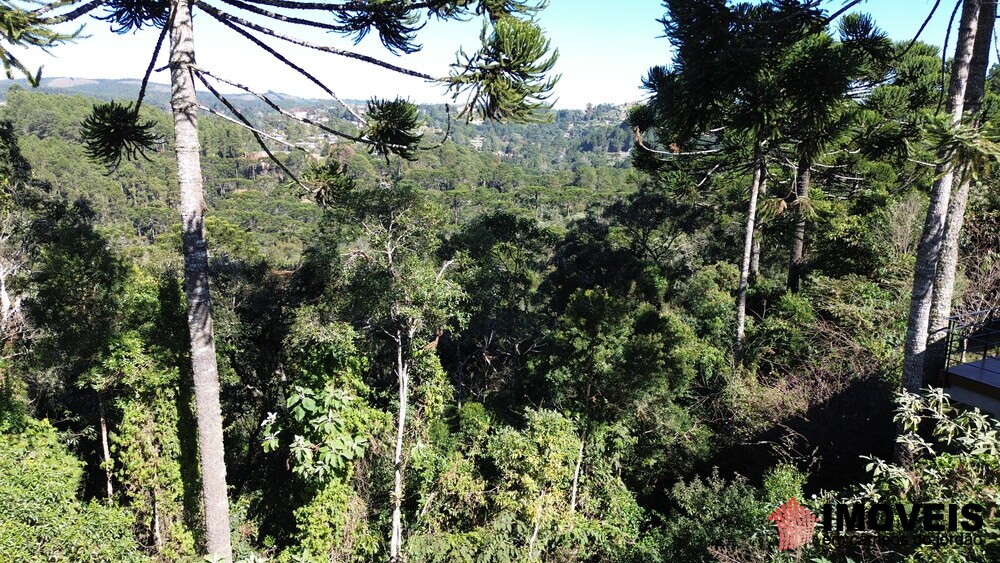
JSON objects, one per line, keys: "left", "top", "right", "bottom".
{"left": 2, "top": 0, "right": 1000, "bottom": 562}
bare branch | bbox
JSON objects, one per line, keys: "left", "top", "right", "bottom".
{"left": 193, "top": 66, "right": 366, "bottom": 141}
{"left": 136, "top": 17, "right": 170, "bottom": 108}
{"left": 237, "top": 0, "right": 439, "bottom": 12}
{"left": 937, "top": 0, "right": 964, "bottom": 115}
{"left": 897, "top": 0, "right": 943, "bottom": 60}
{"left": 435, "top": 259, "right": 454, "bottom": 283}
{"left": 823, "top": 0, "right": 864, "bottom": 24}
{"left": 34, "top": 0, "right": 92, "bottom": 16}
{"left": 195, "top": 74, "right": 306, "bottom": 188}
{"left": 218, "top": 0, "right": 343, "bottom": 32}
{"left": 196, "top": 4, "right": 372, "bottom": 124}
{"left": 40, "top": 0, "right": 104, "bottom": 23}
{"left": 193, "top": 66, "right": 439, "bottom": 155}
{"left": 634, "top": 135, "right": 722, "bottom": 158}
{"left": 194, "top": 1, "right": 435, "bottom": 81}
{"left": 695, "top": 162, "right": 722, "bottom": 189}
{"left": 197, "top": 104, "right": 301, "bottom": 151}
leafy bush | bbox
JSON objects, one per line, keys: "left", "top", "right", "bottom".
{"left": 629, "top": 464, "right": 808, "bottom": 563}
{"left": 0, "top": 418, "right": 145, "bottom": 562}
{"left": 825, "top": 389, "right": 1000, "bottom": 562}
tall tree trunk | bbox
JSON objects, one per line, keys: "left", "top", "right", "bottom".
{"left": 390, "top": 330, "right": 410, "bottom": 563}
{"left": 901, "top": 0, "right": 981, "bottom": 393}
{"left": 925, "top": 0, "right": 996, "bottom": 383}
{"left": 169, "top": 0, "right": 232, "bottom": 558}
{"left": 735, "top": 144, "right": 765, "bottom": 360}
{"left": 569, "top": 438, "right": 584, "bottom": 513}
{"left": 787, "top": 157, "right": 810, "bottom": 292}
{"left": 750, "top": 235, "right": 761, "bottom": 282}
{"left": 153, "top": 483, "right": 164, "bottom": 552}
{"left": 98, "top": 391, "right": 114, "bottom": 502}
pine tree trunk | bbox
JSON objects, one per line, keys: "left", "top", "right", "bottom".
{"left": 787, "top": 157, "right": 810, "bottom": 293}
{"left": 925, "top": 0, "right": 996, "bottom": 383}
{"left": 390, "top": 330, "right": 409, "bottom": 563}
{"left": 168, "top": 0, "right": 232, "bottom": 558}
{"left": 735, "top": 145, "right": 765, "bottom": 360}
{"left": 901, "top": 0, "right": 981, "bottom": 393}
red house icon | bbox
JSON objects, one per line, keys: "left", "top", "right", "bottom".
{"left": 768, "top": 497, "right": 818, "bottom": 551}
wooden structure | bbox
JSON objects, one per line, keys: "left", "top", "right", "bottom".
{"left": 942, "top": 308, "right": 1000, "bottom": 416}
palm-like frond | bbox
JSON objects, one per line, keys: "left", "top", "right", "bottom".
{"left": 0, "top": 2, "right": 77, "bottom": 85}
{"left": 333, "top": 0, "right": 422, "bottom": 55}
{"left": 924, "top": 116, "right": 1000, "bottom": 182}
{"left": 302, "top": 160, "right": 356, "bottom": 207}
{"left": 81, "top": 101, "right": 161, "bottom": 170}
{"left": 96, "top": 0, "right": 170, "bottom": 33}
{"left": 447, "top": 17, "right": 558, "bottom": 123}
{"left": 364, "top": 97, "right": 423, "bottom": 160}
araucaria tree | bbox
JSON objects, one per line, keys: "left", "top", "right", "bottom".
{"left": 901, "top": 0, "right": 999, "bottom": 393}
{"left": 631, "top": 0, "right": 827, "bottom": 359}
{"left": 2, "top": 0, "right": 558, "bottom": 559}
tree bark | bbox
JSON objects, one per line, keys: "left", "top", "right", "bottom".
{"left": 925, "top": 0, "right": 996, "bottom": 383}
{"left": 98, "top": 392, "right": 114, "bottom": 502}
{"left": 169, "top": 0, "right": 232, "bottom": 558}
{"left": 569, "top": 438, "right": 584, "bottom": 513}
{"left": 787, "top": 157, "right": 810, "bottom": 293}
{"left": 901, "top": 0, "right": 981, "bottom": 393}
{"left": 390, "top": 330, "right": 410, "bottom": 563}
{"left": 153, "top": 484, "right": 164, "bottom": 552}
{"left": 735, "top": 145, "right": 765, "bottom": 360}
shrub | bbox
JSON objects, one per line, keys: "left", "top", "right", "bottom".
{"left": 0, "top": 418, "right": 145, "bottom": 562}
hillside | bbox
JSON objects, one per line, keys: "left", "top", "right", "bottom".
{"left": 3, "top": 2, "right": 1000, "bottom": 562}
{"left": 0, "top": 77, "right": 636, "bottom": 166}
{"left": 0, "top": 85, "right": 637, "bottom": 265}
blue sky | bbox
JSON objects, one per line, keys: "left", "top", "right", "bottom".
{"left": 25, "top": 0, "right": 968, "bottom": 109}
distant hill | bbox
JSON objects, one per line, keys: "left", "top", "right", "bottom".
{"left": 0, "top": 77, "right": 637, "bottom": 169}
{"left": 0, "top": 77, "right": 361, "bottom": 113}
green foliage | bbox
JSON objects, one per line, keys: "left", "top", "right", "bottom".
{"left": 262, "top": 308, "right": 376, "bottom": 484}
{"left": 303, "top": 160, "right": 356, "bottom": 208}
{"left": 23, "top": 209, "right": 198, "bottom": 559}
{"left": 282, "top": 479, "right": 379, "bottom": 562}
{"left": 364, "top": 97, "right": 423, "bottom": 160}
{"left": 921, "top": 115, "right": 1000, "bottom": 184}
{"left": 334, "top": 1, "right": 421, "bottom": 55}
{"left": 81, "top": 100, "right": 160, "bottom": 170}
{"left": 540, "top": 289, "right": 705, "bottom": 426}
{"left": 660, "top": 471, "right": 776, "bottom": 562}
{"left": 103, "top": 323, "right": 196, "bottom": 558}
{"left": 830, "top": 389, "right": 1000, "bottom": 562}
{"left": 543, "top": 215, "right": 662, "bottom": 313}
{"left": 745, "top": 291, "right": 818, "bottom": 372}
{"left": 0, "top": 3, "right": 77, "bottom": 86}
{"left": 97, "top": 0, "right": 170, "bottom": 33}
{"left": 0, "top": 418, "right": 145, "bottom": 562}
{"left": 439, "top": 211, "right": 553, "bottom": 403}
{"left": 27, "top": 199, "right": 130, "bottom": 383}
{"left": 409, "top": 408, "right": 640, "bottom": 562}
{"left": 0, "top": 118, "right": 28, "bottom": 193}
{"left": 448, "top": 17, "right": 558, "bottom": 122}
{"left": 0, "top": 4, "right": 988, "bottom": 560}
{"left": 644, "top": 0, "right": 825, "bottom": 143}
{"left": 673, "top": 262, "right": 739, "bottom": 342}
{"left": 266, "top": 384, "right": 368, "bottom": 481}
